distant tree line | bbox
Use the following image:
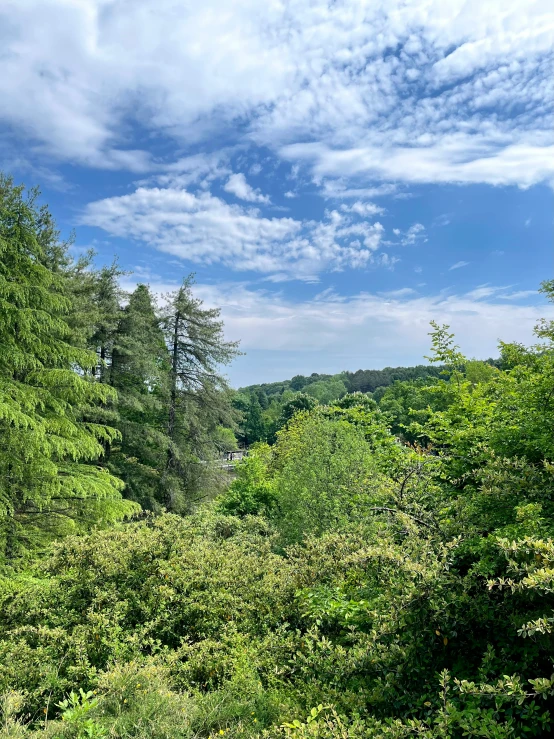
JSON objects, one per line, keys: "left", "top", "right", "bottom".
{"left": 235, "top": 360, "right": 502, "bottom": 446}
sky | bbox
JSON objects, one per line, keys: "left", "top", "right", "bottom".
{"left": 1, "top": 0, "right": 553, "bottom": 386}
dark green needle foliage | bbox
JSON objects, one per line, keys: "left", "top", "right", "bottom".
{"left": 107, "top": 283, "right": 172, "bottom": 510}
{"left": 159, "top": 277, "right": 241, "bottom": 512}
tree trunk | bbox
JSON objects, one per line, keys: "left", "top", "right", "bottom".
{"left": 168, "top": 310, "right": 180, "bottom": 441}
{"left": 163, "top": 310, "right": 180, "bottom": 510}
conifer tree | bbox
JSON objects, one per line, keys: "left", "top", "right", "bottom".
{"left": 90, "top": 261, "right": 126, "bottom": 380}
{"left": 243, "top": 393, "right": 266, "bottom": 444}
{"left": 0, "top": 175, "right": 137, "bottom": 557}
{"left": 160, "top": 276, "right": 241, "bottom": 510}
{"left": 108, "top": 284, "right": 172, "bottom": 509}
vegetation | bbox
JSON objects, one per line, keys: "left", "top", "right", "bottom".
{"left": 0, "top": 175, "right": 239, "bottom": 556}
{"left": 234, "top": 355, "right": 500, "bottom": 446}
{"left": 1, "top": 175, "right": 554, "bottom": 738}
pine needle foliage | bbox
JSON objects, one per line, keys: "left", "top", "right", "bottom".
{"left": 107, "top": 284, "right": 172, "bottom": 510}
{"left": 160, "top": 277, "right": 241, "bottom": 511}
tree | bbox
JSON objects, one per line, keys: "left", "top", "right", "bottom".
{"left": 243, "top": 393, "right": 266, "bottom": 445}
{"left": 279, "top": 392, "right": 318, "bottom": 427}
{"left": 304, "top": 377, "right": 347, "bottom": 405}
{"left": 0, "top": 175, "right": 137, "bottom": 558}
{"left": 89, "top": 261, "right": 126, "bottom": 381}
{"left": 270, "top": 409, "right": 377, "bottom": 543}
{"left": 217, "top": 443, "right": 276, "bottom": 516}
{"left": 290, "top": 374, "right": 309, "bottom": 391}
{"left": 160, "top": 276, "right": 241, "bottom": 511}
{"left": 107, "top": 284, "right": 172, "bottom": 510}
{"left": 376, "top": 377, "right": 448, "bottom": 442}
{"left": 334, "top": 391, "right": 377, "bottom": 411}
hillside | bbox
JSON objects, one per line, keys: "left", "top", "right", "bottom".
{"left": 239, "top": 364, "right": 444, "bottom": 397}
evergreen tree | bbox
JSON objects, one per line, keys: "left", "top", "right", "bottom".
{"left": 0, "top": 175, "right": 137, "bottom": 558}
{"left": 243, "top": 393, "right": 266, "bottom": 444}
{"left": 90, "top": 261, "right": 126, "bottom": 380}
{"left": 108, "top": 284, "right": 172, "bottom": 510}
{"left": 160, "top": 276, "right": 241, "bottom": 510}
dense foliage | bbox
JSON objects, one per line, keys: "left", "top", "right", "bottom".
{"left": 234, "top": 360, "right": 501, "bottom": 446}
{"left": 1, "top": 175, "right": 554, "bottom": 739}
{"left": 0, "top": 176, "right": 239, "bottom": 557}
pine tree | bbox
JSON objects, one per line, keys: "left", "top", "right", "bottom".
{"left": 108, "top": 284, "right": 172, "bottom": 510}
{"left": 0, "top": 175, "right": 138, "bottom": 558}
{"left": 160, "top": 276, "right": 241, "bottom": 511}
{"left": 90, "top": 261, "right": 126, "bottom": 380}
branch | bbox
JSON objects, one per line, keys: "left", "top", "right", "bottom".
{"left": 368, "top": 506, "right": 440, "bottom": 531}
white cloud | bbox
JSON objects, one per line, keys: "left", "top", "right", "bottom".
{"left": 498, "top": 290, "right": 538, "bottom": 300}
{"left": 281, "top": 139, "right": 554, "bottom": 189}
{"left": 386, "top": 223, "right": 427, "bottom": 247}
{"left": 322, "top": 182, "right": 400, "bottom": 200}
{"left": 0, "top": 0, "right": 551, "bottom": 190}
{"left": 450, "top": 260, "right": 470, "bottom": 270}
{"left": 206, "top": 282, "right": 553, "bottom": 365}
{"left": 465, "top": 285, "right": 507, "bottom": 300}
{"left": 155, "top": 152, "right": 232, "bottom": 188}
{"left": 129, "top": 279, "right": 553, "bottom": 384}
{"left": 378, "top": 253, "right": 400, "bottom": 270}
{"left": 401, "top": 223, "right": 426, "bottom": 246}
{"left": 434, "top": 214, "right": 452, "bottom": 227}
{"left": 223, "top": 173, "right": 270, "bottom": 203}
{"left": 340, "top": 201, "right": 385, "bottom": 217}
{"left": 81, "top": 185, "right": 386, "bottom": 279}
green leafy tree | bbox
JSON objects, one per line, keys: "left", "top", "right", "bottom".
{"left": 270, "top": 410, "right": 377, "bottom": 543}
{"left": 0, "top": 175, "right": 137, "bottom": 558}
{"left": 334, "top": 391, "right": 377, "bottom": 411}
{"left": 217, "top": 444, "right": 276, "bottom": 516}
{"left": 304, "top": 377, "right": 347, "bottom": 405}
{"left": 279, "top": 393, "right": 318, "bottom": 428}
{"left": 376, "top": 377, "right": 450, "bottom": 442}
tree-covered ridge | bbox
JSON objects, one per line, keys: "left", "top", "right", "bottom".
{"left": 2, "top": 174, "right": 554, "bottom": 739}
{"left": 239, "top": 364, "right": 445, "bottom": 399}
{"left": 234, "top": 369, "right": 440, "bottom": 446}
{"left": 233, "top": 360, "right": 503, "bottom": 447}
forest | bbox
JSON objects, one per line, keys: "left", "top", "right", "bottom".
{"left": 1, "top": 175, "right": 554, "bottom": 738}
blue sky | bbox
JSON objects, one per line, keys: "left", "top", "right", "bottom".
{"left": 1, "top": 0, "right": 553, "bottom": 386}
